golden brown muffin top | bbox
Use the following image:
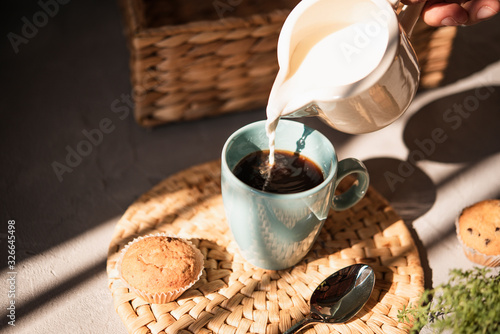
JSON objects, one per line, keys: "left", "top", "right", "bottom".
{"left": 120, "top": 236, "right": 202, "bottom": 293}
{"left": 458, "top": 200, "right": 500, "bottom": 256}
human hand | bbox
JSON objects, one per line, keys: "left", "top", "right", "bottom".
{"left": 401, "top": 0, "right": 500, "bottom": 26}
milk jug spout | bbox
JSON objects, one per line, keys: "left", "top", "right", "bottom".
{"left": 284, "top": 103, "right": 321, "bottom": 118}
{"left": 268, "top": 0, "right": 424, "bottom": 134}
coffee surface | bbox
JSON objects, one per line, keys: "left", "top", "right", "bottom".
{"left": 233, "top": 150, "right": 324, "bottom": 194}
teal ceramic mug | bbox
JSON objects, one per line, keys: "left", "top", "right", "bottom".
{"left": 221, "top": 120, "right": 369, "bottom": 270}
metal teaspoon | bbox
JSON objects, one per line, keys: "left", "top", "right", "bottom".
{"left": 284, "top": 264, "right": 375, "bottom": 334}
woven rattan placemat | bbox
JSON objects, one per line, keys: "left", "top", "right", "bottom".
{"left": 107, "top": 160, "right": 424, "bottom": 334}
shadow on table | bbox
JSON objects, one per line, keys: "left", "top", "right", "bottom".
{"left": 403, "top": 87, "right": 500, "bottom": 164}
{"left": 364, "top": 80, "right": 500, "bottom": 290}
{"left": 438, "top": 15, "right": 500, "bottom": 87}
{"left": 363, "top": 157, "right": 435, "bottom": 290}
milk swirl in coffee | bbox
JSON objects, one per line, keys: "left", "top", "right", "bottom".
{"left": 233, "top": 149, "right": 324, "bottom": 193}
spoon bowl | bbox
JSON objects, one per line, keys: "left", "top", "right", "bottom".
{"left": 284, "top": 264, "right": 375, "bottom": 334}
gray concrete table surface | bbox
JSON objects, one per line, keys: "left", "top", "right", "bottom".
{"left": 1, "top": 1, "right": 499, "bottom": 333}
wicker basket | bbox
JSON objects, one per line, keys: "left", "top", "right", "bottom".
{"left": 119, "top": 0, "right": 457, "bottom": 127}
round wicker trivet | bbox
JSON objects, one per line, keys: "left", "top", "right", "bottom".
{"left": 107, "top": 160, "right": 424, "bottom": 334}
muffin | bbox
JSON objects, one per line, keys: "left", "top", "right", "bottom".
{"left": 118, "top": 234, "right": 204, "bottom": 303}
{"left": 456, "top": 200, "right": 500, "bottom": 267}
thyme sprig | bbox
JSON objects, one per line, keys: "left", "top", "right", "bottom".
{"left": 398, "top": 267, "right": 500, "bottom": 334}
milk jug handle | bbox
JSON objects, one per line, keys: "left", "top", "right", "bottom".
{"left": 398, "top": 2, "right": 425, "bottom": 37}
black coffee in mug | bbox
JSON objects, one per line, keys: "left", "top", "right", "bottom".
{"left": 232, "top": 149, "right": 324, "bottom": 194}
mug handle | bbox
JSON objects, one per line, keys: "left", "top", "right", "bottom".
{"left": 331, "top": 158, "right": 369, "bottom": 211}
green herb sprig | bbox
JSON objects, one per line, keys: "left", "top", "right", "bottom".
{"left": 398, "top": 267, "right": 500, "bottom": 334}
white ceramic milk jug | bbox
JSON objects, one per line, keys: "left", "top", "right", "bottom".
{"left": 266, "top": 0, "right": 425, "bottom": 134}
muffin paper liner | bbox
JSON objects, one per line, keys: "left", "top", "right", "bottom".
{"left": 116, "top": 233, "right": 205, "bottom": 304}
{"left": 455, "top": 217, "right": 500, "bottom": 267}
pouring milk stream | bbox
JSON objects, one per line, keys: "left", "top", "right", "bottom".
{"left": 265, "top": 0, "right": 424, "bottom": 165}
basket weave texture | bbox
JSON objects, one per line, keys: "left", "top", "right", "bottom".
{"left": 107, "top": 160, "right": 425, "bottom": 334}
{"left": 119, "top": 0, "right": 457, "bottom": 127}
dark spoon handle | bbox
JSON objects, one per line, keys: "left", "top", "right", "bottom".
{"left": 283, "top": 317, "right": 317, "bottom": 334}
